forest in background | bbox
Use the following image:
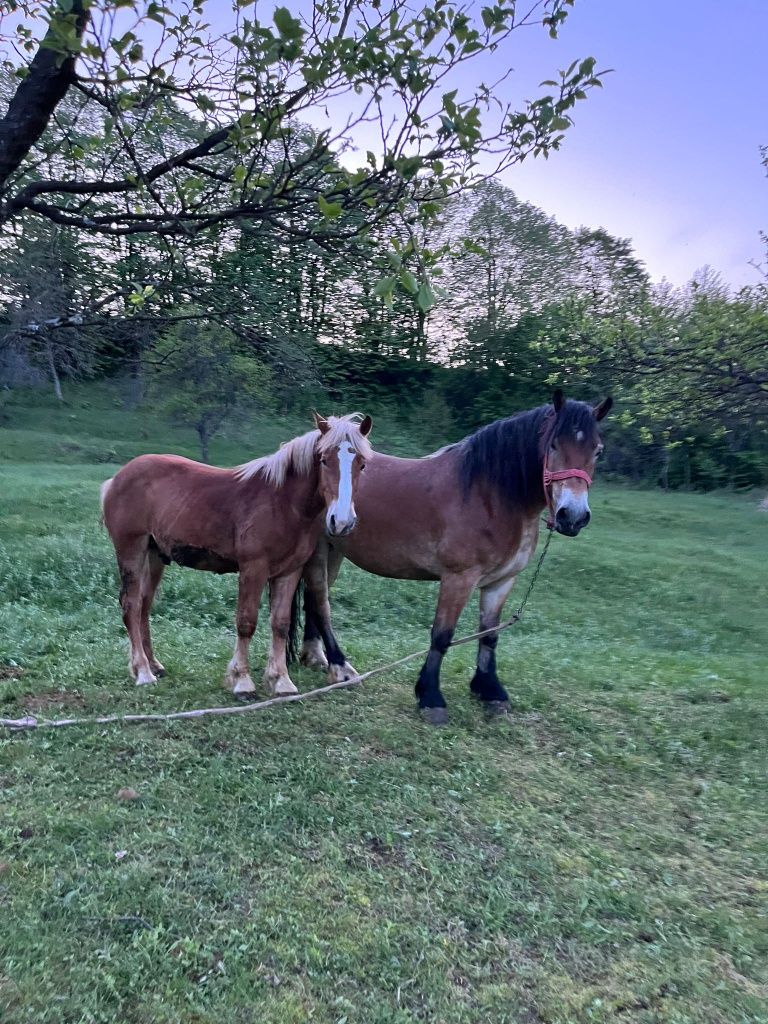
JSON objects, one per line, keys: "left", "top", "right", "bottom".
{"left": 1, "top": 2, "right": 766, "bottom": 490}
{"left": 3, "top": 164, "right": 767, "bottom": 490}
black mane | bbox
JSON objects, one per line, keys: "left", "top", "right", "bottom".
{"left": 459, "top": 399, "right": 600, "bottom": 509}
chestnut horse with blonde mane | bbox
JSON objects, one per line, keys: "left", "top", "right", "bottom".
{"left": 287, "top": 391, "right": 611, "bottom": 724}
{"left": 101, "top": 413, "right": 372, "bottom": 697}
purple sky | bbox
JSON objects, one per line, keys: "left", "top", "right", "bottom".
{"left": 500, "top": 0, "right": 768, "bottom": 287}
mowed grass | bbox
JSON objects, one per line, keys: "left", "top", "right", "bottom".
{"left": 1, "top": 396, "right": 767, "bottom": 1024}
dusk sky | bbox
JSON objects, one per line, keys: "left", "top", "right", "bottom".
{"left": 4, "top": 1, "right": 765, "bottom": 287}
{"left": 498, "top": 0, "right": 768, "bottom": 288}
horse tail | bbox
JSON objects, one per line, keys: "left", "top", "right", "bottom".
{"left": 287, "top": 579, "right": 304, "bottom": 665}
{"left": 99, "top": 477, "right": 113, "bottom": 527}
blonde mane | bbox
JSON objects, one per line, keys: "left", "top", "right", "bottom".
{"left": 235, "top": 414, "right": 373, "bottom": 488}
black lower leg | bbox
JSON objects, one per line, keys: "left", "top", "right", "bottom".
{"left": 415, "top": 627, "right": 452, "bottom": 710}
{"left": 470, "top": 632, "right": 509, "bottom": 704}
{"left": 304, "top": 588, "right": 346, "bottom": 667}
{"left": 302, "top": 589, "right": 322, "bottom": 645}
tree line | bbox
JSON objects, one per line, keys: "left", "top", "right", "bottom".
{"left": 0, "top": 2, "right": 766, "bottom": 490}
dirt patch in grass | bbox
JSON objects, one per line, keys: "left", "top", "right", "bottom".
{"left": 0, "top": 665, "right": 24, "bottom": 681}
{"left": 22, "top": 690, "right": 85, "bottom": 713}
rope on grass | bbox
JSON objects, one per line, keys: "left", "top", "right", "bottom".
{"left": 2, "top": 530, "right": 554, "bottom": 733}
{"left": 0, "top": 611, "right": 527, "bottom": 733}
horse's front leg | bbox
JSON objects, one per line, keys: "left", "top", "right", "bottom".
{"left": 301, "top": 543, "right": 357, "bottom": 684}
{"left": 225, "top": 561, "right": 268, "bottom": 698}
{"left": 470, "top": 577, "right": 516, "bottom": 714}
{"left": 262, "top": 569, "right": 302, "bottom": 696}
{"left": 416, "top": 570, "right": 480, "bottom": 726}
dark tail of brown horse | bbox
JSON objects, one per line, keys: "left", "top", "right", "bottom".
{"left": 287, "top": 580, "right": 304, "bottom": 664}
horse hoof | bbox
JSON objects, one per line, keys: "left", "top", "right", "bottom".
{"left": 135, "top": 671, "right": 157, "bottom": 687}
{"left": 327, "top": 662, "right": 359, "bottom": 684}
{"left": 230, "top": 677, "right": 256, "bottom": 698}
{"left": 152, "top": 666, "right": 167, "bottom": 678}
{"left": 233, "top": 690, "right": 256, "bottom": 703}
{"left": 420, "top": 706, "right": 449, "bottom": 727}
{"left": 269, "top": 679, "right": 299, "bottom": 697}
{"left": 484, "top": 700, "right": 511, "bottom": 717}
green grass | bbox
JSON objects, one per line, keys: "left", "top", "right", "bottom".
{"left": 1, "top": 387, "right": 767, "bottom": 1024}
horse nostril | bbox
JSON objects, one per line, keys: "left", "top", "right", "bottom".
{"left": 329, "top": 515, "right": 336, "bottom": 532}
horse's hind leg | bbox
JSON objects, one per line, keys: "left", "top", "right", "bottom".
{"left": 117, "top": 537, "right": 157, "bottom": 686}
{"left": 262, "top": 569, "right": 302, "bottom": 696}
{"left": 301, "top": 543, "right": 357, "bottom": 684}
{"left": 416, "top": 570, "right": 479, "bottom": 726}
{"left": 225, "top": 561, "right": 267, "bottom": 698}
{"left": 470, "top": 577, "right": 515, "bottom": 714}
{"left": 140, "top": 546, "right": 167, "bottom": 677}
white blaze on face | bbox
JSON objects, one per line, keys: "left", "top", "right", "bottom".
{"left": 326, "top": 441, "right": 357, "bottom": 534}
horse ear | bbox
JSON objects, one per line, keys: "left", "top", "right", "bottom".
{"left": 359, "top": 414, "right": 373, "bottom": 437}
{"left": 552, "top": 388, "right": 565, "bottom": 413}
{"left": 594, "top": 396, "right": 613, "bottom": 421}
{"left": 312, "top": 410, "right": 330, "bottom": 434}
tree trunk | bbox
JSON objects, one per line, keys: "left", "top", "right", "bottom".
{"left": 45, "top": 337, "right": 64, "bottom": 402}
{"left": 0, "top": 2, "right": 88, "bottom": 193}
{"left": 659, "top": 447, "right": 670, "bottom": 491}
{"left": 197, "top": 423, "right": 210, "bottom": 463}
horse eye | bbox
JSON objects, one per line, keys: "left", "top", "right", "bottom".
{"left": 360, "top": 463, "right": 366, "bottom": 472}
{"left": 319, "top": 457, "right": 327, "bottom": 465}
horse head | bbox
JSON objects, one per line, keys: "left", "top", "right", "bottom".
{"left": 313, "top": 412, "right": 373, "bottom": 538}
{"left": 543, "top": 389, "right": 612, "bottom": 537}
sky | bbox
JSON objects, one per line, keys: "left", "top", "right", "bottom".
{"left": 3, "top": 0, "right": 766, "bottom": 287}
{"left": 495, "top": 0, "right": 768, "bottom": 287}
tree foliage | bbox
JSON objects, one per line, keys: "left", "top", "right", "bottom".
{"left": 0, "top": 0, "right": 602, "bottom": 265}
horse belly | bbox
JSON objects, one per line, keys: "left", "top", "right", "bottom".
{"left": 337, "top": 535, "right": 441, "bottom": 581}
{"left": 165, "top": 542, "right": 239, "bottom": 574}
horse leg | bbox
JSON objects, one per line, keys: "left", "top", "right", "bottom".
{"left": 299, "top": 543, "right": 329, "bottom": 671}
{"left": 416, "top": 571, "right": 479, "bottom": 726}
{"left": 117, "top": 537, "right": 157, "bottom": 686}
{"left": 301, "top": 543, "right": 357, "bottom": 684}
{"left": 262, "top": 570, "right": 302, "bottom": 696}
{"left": 140, "top": 546, "right": 166, "bottom": 678}
{"left": 225, "top": 562, "right": 267, "bottom": 698}
{"left": 469, "top": 577, "right": 516, "bottom": 714}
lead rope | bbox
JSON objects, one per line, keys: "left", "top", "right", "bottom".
{"left": 0, "top": 526, "right": 555, "bottom": 733}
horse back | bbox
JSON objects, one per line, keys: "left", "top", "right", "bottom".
{"left": 102, "top": 454, "right": 244, "bottom": 566}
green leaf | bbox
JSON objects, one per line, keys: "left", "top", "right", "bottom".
{"left": 399, "top": 269, "right": 419, "bottom": 294}
{"left": 416, "top": 282, "right": 435, "bottom": 313}
{"left": 273, "top": 7, "right": 304, "bottom": 41}
{"left": 317, "top": 194, "right": 343, "bottom": 220}
{"left": 372, "top": 276, "right": 396, "bottom": 305}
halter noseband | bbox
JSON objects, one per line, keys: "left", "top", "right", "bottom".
{"left": 542, "top": 452, "right": 592, "bottom": 529}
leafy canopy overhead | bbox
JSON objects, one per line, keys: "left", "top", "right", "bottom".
{"left": 0, "top": 0, "right": 603, "bottom": 250}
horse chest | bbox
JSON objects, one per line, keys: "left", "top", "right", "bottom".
{"left": 480, "top": 522, "right": 539, "bottom": 588}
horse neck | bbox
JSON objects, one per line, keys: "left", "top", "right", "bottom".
{"left": 282, "top": 464, "right": 325, "bottom": 521}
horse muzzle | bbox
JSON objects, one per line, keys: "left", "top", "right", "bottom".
{"left": 554, "top": 505, "right": 591, "bottom": 537}
{"left": 326, "top": 512, "right": 357, "bottom": 537}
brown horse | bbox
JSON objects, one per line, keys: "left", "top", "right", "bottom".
{"left": 287, "top": 391, "right": 611, "bottom": 724}
{"left": 101, "top": 413, "right": 372, "bottom": 697}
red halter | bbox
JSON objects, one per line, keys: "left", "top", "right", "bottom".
{"left": 542, "top": 452, "right": 592, "bottom": 529}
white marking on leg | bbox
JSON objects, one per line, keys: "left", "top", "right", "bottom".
{"left": 326, "top": 442, "right": 356, "bottom": 534}
{"left": 300, "top": 638, "right": 329, "bottom": 670}
{"left": 225, "top": 638, "right": 256, "bottom": 695}
{"left": 135, "top": 667, "right": 158, "bottom": 686}
{"left": 262, "top": 663, "right": 299, "bottom": 696}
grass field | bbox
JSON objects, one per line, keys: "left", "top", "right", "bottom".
{"left": 1, "top": 387, "right": 767, "bottom": 1024}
